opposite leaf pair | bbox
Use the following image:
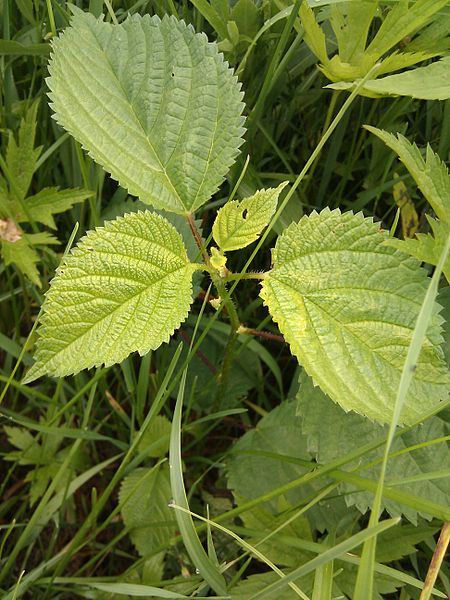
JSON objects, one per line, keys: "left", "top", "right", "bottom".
{"left": 25, "top": 10, "right": 448, "bottom": 427}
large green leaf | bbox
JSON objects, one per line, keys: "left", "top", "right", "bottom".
{"left": 260, "top": 209, "right": 448, "bottom": 424}
{"left": 47, "top": 9, "right": 245, "bottom": 214}
{"left": 297, "top": 373, "right": 450, "bottom": 523}
{"left": 24, "top": 211, "right": 199, "bottom": 382}
{"left": 226, "top": 400, "right": 351, "bottom": 533}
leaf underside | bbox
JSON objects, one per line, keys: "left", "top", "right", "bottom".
{"left": 24, "top": 211, "right": 197, "bottom": 382}
{"left": 47, "top": 9, "right": 245, "bottom": 214}
{"left": 260, "top": 209, "right": 448, "bottom": 425}
{"left": 212, "top": 182, "right": 287, "bottom": 252}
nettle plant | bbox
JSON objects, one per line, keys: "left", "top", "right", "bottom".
{"left": 24, "top": 9, "right": 449, "bottom": 427}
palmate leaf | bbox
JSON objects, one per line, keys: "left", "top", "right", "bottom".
{"left": 260, "top": 209, "right": 448, "bottom": 424}
{"left": 212, "top": 182, "right": 287, "bottom": 252}
{"left": 47, "top": 9, "right": 245, "bottom": 214}
{"left": 24, "top": 211, "right": 199, "bottom": 382}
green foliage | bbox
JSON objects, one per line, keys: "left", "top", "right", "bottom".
{"left": 2, "top": 3, "right": 449, "bottom": 598}
{"left": 24, "top": 211, "right": 199, "bottom": 382}
{"left": 327, "top": 57, "right": 450, "bottom": 100}
{"left": 212, "top": 182, "right": 287, "bottom": 251}
{"left": 47, "top": 9, "right": 245, "bottom": 214}
{"left": 300, "top": 0, "right": 450, "bottom": 99}
{"left": 0, "top": 102, "right": 92, "bottom": 285}
{"left": 119, "top": 464, "right": 176, "bottom": 557}
{"left": 260, "top": 208, "right": 448, "bottom": 424}
{"left": 366, "top": 126, "right": 450, "bottom": 282}
{"left": 3, "top": 425, "right": 86, "bottom": 506}
{"left": 297, "top": 373, "right": 450, "bottom": 523}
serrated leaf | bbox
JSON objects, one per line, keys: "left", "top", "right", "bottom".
{"left": 297, "top": 373, "right": 450, "bottom": 523}
{"left": 5, "top": 101, "right": 41, "bottom": 201}
{"left": 226, "top": 400, "right": 351, "bottom": 532}
{"left": 365, "top": 126, "right": 450, "bottom": 224}
{"left": 212, "top": 182, "right": 287, "bottom": 252}
{"left": 260, "top": 209, "right": 448, "bottom": 424}
{"left": 328, "top": 58, "right": 450, "bottom": 100}
{"left": 329, "top": 1, "right": 376, "bottom": 65}
{"left": 20, "top": 187, "right": 93, "bottom": 229}
{"left": 386, "top": 218, "right": 450, "bottom": 283}
{"left": 1, "top": 236, "right": 41, "bottom": 286}
{"left": 47, "top": 10, "right": 245, "bottom": 214}
{"left": 120, "top": 465, "right": 176, "bottom": 557}
{"left": 24, "top": 211, "right": 198, "bottom": 382}
{"left": 365, "top": 0, "right": 447, "bottom": 64}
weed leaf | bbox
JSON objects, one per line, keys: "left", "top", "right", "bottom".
{"left": 212, "top": 182, "right": 287, "bottom": 251}
{"left": 24, "top": 211, "right": 198, "bottom": 382}
{"left": 47, "top": 9, "right": 245, "bottom": 214}
{"left": 260, "top": 209, "right": 448, "bottom": 424}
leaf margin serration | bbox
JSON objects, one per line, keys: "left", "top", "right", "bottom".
{"left": 260, "top": 207, "right": 449, "bottom": 425}
{"left": 24, "top": 210, "right": 199, "bottom": 383}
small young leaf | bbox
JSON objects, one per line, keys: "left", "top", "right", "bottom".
{"left": 47, "top": 10, "right": 245, "bottom": 214}
{"left": 24, "top": 211, "right": 199, "bottom": 382}
{"left": 212, "top": 182, "right": 287, "bottom": 251}
{"left": 260, "top": 209, "right": 448, "bottom": 424}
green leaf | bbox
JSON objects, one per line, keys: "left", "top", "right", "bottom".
{"left": 212, "top": 182, "right": 287, "bottom": 251}
{"left": 260, "top": 209, "right": 448, "bottom": 424}
{"left": 328, "top": 58, "right": 450, "bottom": 100}
{"left": 365, "top": 0, "right": 448, "bottom": 64}
{"left": 329, "top": 1, "right": 377, "bottom": 65}
{"left": 297, "top": 373, "right": 450, "bottom": 523}
{"left": 24, "top": 211, "right": 199, "bottom": 382}
{"left": 226, "top": 400, "right": 350, "bottom": 532}
{"left": 365, "top": 126, "right": 450, "bottom": 224}
{"left": 5, "top": 100, "right": 41, "bottom": 201}
{"left": 119, "top": 464, "right": 176, "bottom": 557}
{"left": 386, "top": 218, "right": 450, "bottom": 283}
{"left": 47, "top": 10, "right": 245, "bottom": 214}
{"left": 1, "top": 236, "right": 41, "bottom": 286}
{"left": 135, "top": 415, "right": 172, "bottom": 458}
{"left": 20, "top": 187, "right": 93, "bottom": 229}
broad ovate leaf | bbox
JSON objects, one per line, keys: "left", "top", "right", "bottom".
{"left": 212, "top": 182, "right": 287, "bottom": 251}
{"left": 24, "top": 211, "right": 198, "bottom": 382}
{"left": 297, "top": 373, "right": 450, "bottom": 523}
{"left": 47, "top": 9, "right": 245, "bottom": 214}
{"left": 260, "top": 209, "right": 448, "bottom": 424}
